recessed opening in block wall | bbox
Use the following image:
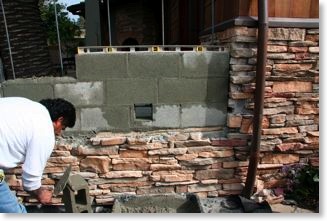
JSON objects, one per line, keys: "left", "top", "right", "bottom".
{"left": 134, "top": 103, "right": 153, "bottom": 120}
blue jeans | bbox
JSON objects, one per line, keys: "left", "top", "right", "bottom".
{"left": 0, "top": 176, "right": 27, "bottom": 213}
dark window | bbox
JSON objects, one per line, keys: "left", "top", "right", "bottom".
{"left": 134, "top": 104, "right": 153, "bottom": 120}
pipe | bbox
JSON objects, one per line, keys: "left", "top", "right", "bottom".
{"left": 54, "top": 1, "right": 64, "bottom": 76}
{"left": 241, "top": 0, "right": 268, "bottom": 199}
{"left": 0, "top": 0, "right": 15, "bottom": 79}
{"left": 211, "top": 0, "right": 215, "bottom": 44}
{"left": 161, "top": 0, "right": 165, "bottom": 45}
{"left": 107, "top": 0, "right": 112, "bottom": 46}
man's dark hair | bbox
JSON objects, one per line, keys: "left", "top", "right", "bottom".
{"left": 39, "top": 98, "right": 76, "bottom": 128}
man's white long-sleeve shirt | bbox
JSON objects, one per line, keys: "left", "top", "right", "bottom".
{"left": 0, "top": 97, "right": 55, "bottom": 191}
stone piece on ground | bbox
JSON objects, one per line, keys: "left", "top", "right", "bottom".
{"left": 198, "top": 195, "right": 272, "bottom": 213}
{"left": 270, "top": 203, "right": 315, "bottom": 213}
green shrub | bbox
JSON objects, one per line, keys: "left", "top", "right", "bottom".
{"left": 282, "top": 164, "right": 319, "bottom": 210}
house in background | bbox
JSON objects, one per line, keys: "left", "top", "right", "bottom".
{"left": 0, "top": 0, "right": 319, "bottom": 79}
{"left": 67, "top": 0, "right": 319, "bottom": 46}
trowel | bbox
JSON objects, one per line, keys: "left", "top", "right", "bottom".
{"left": 53, "top": 164, "right": 72, "bottom": 196}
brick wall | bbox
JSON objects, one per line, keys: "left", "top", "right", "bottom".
{"left": 113, "top": 1, "right": 161, "bottom": 45}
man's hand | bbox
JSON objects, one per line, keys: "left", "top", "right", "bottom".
{"left": 28, "top": 187, "right": 53, "bottom": 204}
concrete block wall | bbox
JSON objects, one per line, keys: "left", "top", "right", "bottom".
{"left": 86, "top": 51, "right": 229, "bottom": 131}
{"left": 0, "top": 51, "right": 229, "bottom": 132}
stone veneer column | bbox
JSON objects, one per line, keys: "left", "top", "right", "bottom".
{"left": 201, "top": 25, "right": 319, "bottom": 188}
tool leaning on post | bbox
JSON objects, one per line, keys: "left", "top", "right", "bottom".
{"left": 0, "top": 97, "right": 76, "bottom": 213}
{"left": 53, "top": 165, "right": 72, "bottom": 197}
{"left": 53, "top": 164, "right": 93, "bottom": 213}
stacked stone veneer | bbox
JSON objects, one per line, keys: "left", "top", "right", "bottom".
{"left": 201, "top": 26, "right": 319, "bottom": 188}
{"left": 2, "top": 26, "right": 319, "bottom": 206}
{"left": 6, "top": 128, "right": 251, "bottom": 205}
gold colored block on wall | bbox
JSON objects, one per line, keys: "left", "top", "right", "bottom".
{"left": 151, "top": 46, "right": 161, "bottom": 52}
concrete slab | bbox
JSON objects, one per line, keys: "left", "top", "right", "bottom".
{"left": 112, "top": 194, "right": 201, "bottom": 213}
